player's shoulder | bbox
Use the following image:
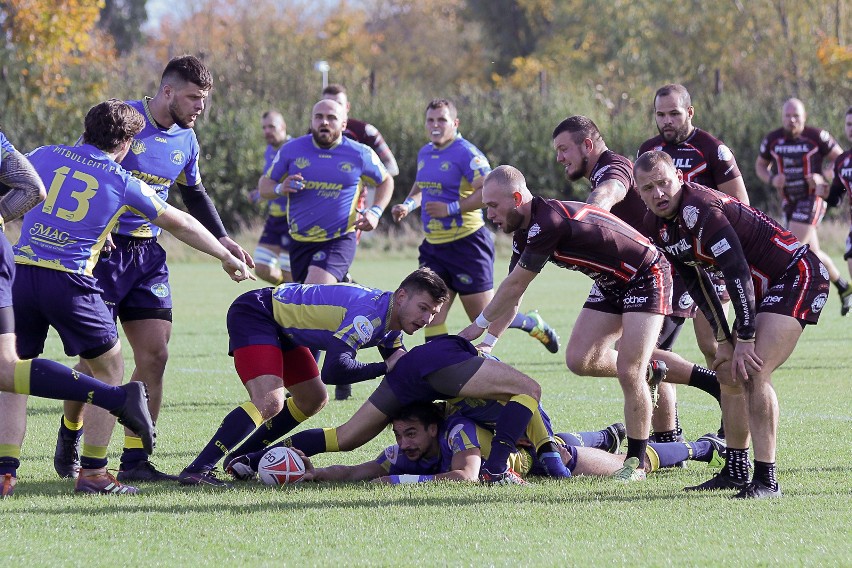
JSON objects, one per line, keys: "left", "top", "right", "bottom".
{"left": 453, "top": 135, "right": 486, "bottom": 157}
{"left": 637, "top": 135, "right": 664, "bottom": 155}
{"left": 802, "top": 125, "right": 836, "bottom": 147}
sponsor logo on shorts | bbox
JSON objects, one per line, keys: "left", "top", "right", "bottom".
{"left": 683, "top": 205, "right": 699, "bottom": 229}
{"left": 170, "top": 150, "right": 185, "bottom": 165}
{"left": 457, "top": 273, "right": 473, "bottom": 285}
{"left": 528, "top": 223, "right": 541, "bottom": 239}
{"left": 762, "top": 295, "right": 783, "bottom": 306}
{"left": 811, "top": 293, "right": 827, "bottom": 312}
{"left": 623, "top": 295, "right": 648, "bottom": 306}
{"left": 586, "top": 284, "right": 604, "bottom": 302}
{"left": 718, "top": 144, "right": 734, "bottom": 162}
{"left": 819, "top": 263, "right": 829, "bottom": 281}
{"left": 130, "top": 139, "right": 146, "bottom": 155}
{"left": 312, "top": 251, "right": 327, "bottom": 262}
{"left": 337, "top": 162, "right": 354, "bottom": 173}
{"left": 352, "top": 315, "right": 374, "bottom": 343}
{"left": 710, "top": 238, "right": 731, "bottom": 257}
{"left": 150, "top": 283, "right": 169, "bottom": 298}
{"left": 678, "top": 292, "right": 694, "bottom": 309}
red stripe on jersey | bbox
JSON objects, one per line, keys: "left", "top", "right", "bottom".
{"left": 750, "top": 267, "right": 771, "bottom": 298}
{"left": 550, "top": 252, "right": 636, "bottom": 282}
{"left": 802, "top": 147, "right": 819, "bottom": 180}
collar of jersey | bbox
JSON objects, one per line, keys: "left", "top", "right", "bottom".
{"left": 143, "top": 97, "right": 183, "bottom": 133}
{"left": 311, "top": 135, "right": 344, "bottom": 151}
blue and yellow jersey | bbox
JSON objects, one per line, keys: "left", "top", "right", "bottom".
{"left": 0, "top": 131, "right": 15, "bottom": 159}
{"left": 415, "top": 134, "right": 490, "bottom": 244}
{"left": 263, "top": 143, "right": 288, "bottom": 218}
{"left": 112, "top": 98, "right": 201, "bottom": 239}
{"left": 376, "top": 415, "right": 529, "bottom": 475}
{"left": 265, "top": 134, "right": 388, "bottom": 243}
{"left": 15, "top": 144, "right": 168, "bottom": 275}
{"left": 270, "top": 282, "right": 402, "bottom": 351}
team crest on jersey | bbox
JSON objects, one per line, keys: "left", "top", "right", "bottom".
{"left": 819, "top": 130, "right": 830, "bottom": 143}
{"left": 717, "top": 145, "right": 733, "bottom": 162}
{"left": 811, "top": 293, "right": 827, "bottom": 313}
{"left": 528, "top": 223, "right": 541, "bottom": 239}
{"left": 170, "top": 150, "right": 185, "bottom": 165}
{"left": 457, "top": 273, "right": 473, "bottom": 285}
{"left": 352, "top": 315, "right": 374, "bottom": 343}
{"left": 295, "top": 157, "right": 311, "bottom": 169}
{"left": 130, "top": 139, "right": 146, "bottom": 155}
{"left": 312, "top": 251, "right": 327, "bottom": 262}
{"left": 338, "top": 162, "right": 354, "bottom": 173}
{"left": 150, "top": 283, "right": 169, "bottom": 298}
{"left": 683, "top": 206, "right": 699, "bottom": 229}
{"left": 440, "top": 161, "right": 452, "bottom": 171}
{"left": 384, "top": 445, "right": 400, "bottom": 464}
{"left": 678, "top": 292, "right": 694, "bottom": 310}
{"left": 659, "top": 225, "right": 669, "bottom": 243}
{"left": 819, "top": 263, "right": 829, "bottom": 281}
{"left": 653, "top": 145, "right": 663, "bottom": 152}
{"left": 469, "top": 154, "right": 488, "bottom": 171}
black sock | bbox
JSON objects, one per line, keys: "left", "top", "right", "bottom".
{"left": 753, "top": 460, "right": 778, "bottom": 491}
{"left": 834, "top": 278, "right": 849, "bottom": 294}
{"left": 626, "top": 436, "right": 649, "bottom": 467}
{"left": 688, "top": 365, "right": 721, "bottom": 403}
{"left": 726, "top": 447, "right": 751, "bottom": 481}
{"left": 655, "top": 429, "right": 678, "bottom": 443}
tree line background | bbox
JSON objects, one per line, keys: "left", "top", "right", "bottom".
{"left": 1, "top": 0, "right": 849, "bottom": 232}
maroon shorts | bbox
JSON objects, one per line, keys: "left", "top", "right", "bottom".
{"left": 583, "top": 254, "right": 672, "bottom": 316}
{"left": 757, "top": 250, "right": 830, "bottom": 324}
{"left": 784, "top": 196, "right": 826, "bottom": 226}
{"left": 670, "top": 270, "right": 729, "bottom": 318}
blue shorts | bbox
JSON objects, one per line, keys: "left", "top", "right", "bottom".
{"left": 93, "top": 234, "right": 171, "bottom": 320}
{"left": 367, "top": 336, "right": 483, "bottom": 415}
{"left": 258, "top": 215, "right": 292, "bottom": 249}
{"left": 0, "top": 232, "right": 15, "bottom": 310}
{"left": 227, "top": 288, "right": 296, "bottom": 354}
{"left": 13, "top": 265, "right": 118, "bottom": 358}
{"left": 289, "top": 232, "right": 357, "bottom": 283}
{"left": 418, "top": 227, "right": 494, "bottom": 295}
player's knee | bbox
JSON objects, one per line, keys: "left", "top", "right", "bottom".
{"left": 292, "top": 390, "right": 327, "bottom": 418}
{"left": 565, "top": 349, "right": 590, "bottom": 376}
{"left": 255, "top": 390, "right": 288, "bottom": 420}
{"left": 720, "top": 383, "right": 744, "bottom": 396}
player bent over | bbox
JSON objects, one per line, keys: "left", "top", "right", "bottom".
{"left": 297, "top": 401, "right": 725, "bottom": 484}
{"left": 636, "top": 150, "right": 829, "bottom": 499}
{"left": 459, "top": 165, "right": 671, "bottom": 481}
{"left": 178, "top": 268, "right": 449, "bottom": 487}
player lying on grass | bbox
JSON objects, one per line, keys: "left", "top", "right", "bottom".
{"left": 247, "top": 401, "right": 727, "bottom": 484}
{"left": 178, "top": 268, "right": 449, "bottom": 487}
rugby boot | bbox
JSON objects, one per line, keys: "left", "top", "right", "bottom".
{"left": 109, "top": 382, "right": 156, "bottom": 454}
{"left": 1, "top": 473, "right": 15, "bottom": 498}
{"left": 696, "top": 433, "right": 727, "bottom": 468}
{"left": 841, "top": 286, "right": 852, "bottom": 316}
{"left": 684, "top": 467, "right": 747, "bottom": 491}
{"left": 732, "top": 479, "right": 782, "bottom": 499}
{"left": 178, "top": 467, "right": 233, "bottom": 489}
{"left": 54, "top": 419, "right": 82, "bottom": 479}
{"left": 646, "top": 360, "right": 667, "bottom": 407}
{"left": 75, "top": 469, "right": 138, "bottom": 495}
{"left": 117, "top": 460, "right": 178, "bottom": 482}
{"left": 479, "top": 467, "right": 529, "bottom": 485}
{"left": 224, "top": 455, "right": 257, "bottom": 481}
{"left": 611, "top": 457, "right": 646, "bottom": 483}
{"left": 526, "top": 310, "right": 559, "bottom": 354}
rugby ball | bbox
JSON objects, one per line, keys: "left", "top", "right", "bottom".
{"left": 258, "top": 446, "right": 306, "bottom": 486}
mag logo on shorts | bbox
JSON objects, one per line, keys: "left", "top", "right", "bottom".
{"left": 457, "top": 273, "right": 473, "bottom": 285}
{"left": 678, "top": 292, "right": 694, "bottom": 309}
{"left": 150, "top": 283, "right": 170, "bottom": 298}
{"left": 312, "top": 251, "right": 327, "bottom": 262}
{"left": 352, "top": 315, "right": 374, "bottom": 343}
{"left": 811, "top": 293, "right": 827, "bottom": 313}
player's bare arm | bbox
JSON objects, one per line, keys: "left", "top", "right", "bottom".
{"left": 586, "top": 179, "right": 627, "bottom": 211}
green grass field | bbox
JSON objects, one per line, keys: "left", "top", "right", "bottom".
{"left": 2, "top": 251, "right": 851, "bottom": 566}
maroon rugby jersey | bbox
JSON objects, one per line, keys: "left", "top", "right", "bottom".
{"left": 827, "top": 148, "right": 852, "bottom": 221}
{"left": 511, "top": 197, "right": 660, "bottom": 293}
{"left": 638, "top": 128, "right": 742, "bottom": 191}
{"left": 342, "top": 118, "right": 398, "bottom": 176}
{"left": 644, "top": 182, "right": 807, "bottom": 340}
{"left": 758, "top": 126, "right": 839, "bottom": 203}
{"left": 590, "top": 150, "right": 648, "bottom": 234}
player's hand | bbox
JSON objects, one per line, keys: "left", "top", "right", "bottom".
{"left": 294, "top": 449, "right": 316, "bottom": 482}
{"left": 354, "top": 209, "right": 380, "bottom": 232}
{"left": 221, "top": 254, "right": 256, "bottom": 282}
{"left": 424, "top": 201, "right": 449, "bottom": 218}
{"left": 391, "top": 203, "right": 409, "bottom": 222}
{"left": 711, "top": 340, "right": 737, "bottom": 385}
{"left": 372, "top": 476, "right": 394, "bottom": 484}
{"left": 474, "top": 343, "right": 492, "bottom": 354}
{"left": 385, "top": 348, "right": 407, "bottom": 373}
{"left": 732, "top": 339, "right": 763, "bottom": 382}
{"left": 458, "top": 322, "right": 485, "bottom": 342}
{"left": 100, "top": 233, "right": 116, "bottom": 258}
{"left": 248, "top": 188, "right": 261, "bottom": 204}
{"left": 770, "top": 173, "right": 786, "bottom": 192}
{"left": 220, "top": 236, "right": 255, "bottom": 269}
{"left": 807, "top": 174, "right": 829, "bottom": 197}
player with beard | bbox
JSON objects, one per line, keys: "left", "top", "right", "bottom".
{"left": 391, "top": 99, "right": 559, "bottom": 355}
{"left": 251, "top": 110, "right": 293, "bottom": 286}
{"left": 825, "top": 106, "right": 852, "bottom": 315}
{"left": 636, "top": 150, "right": 829, "bottom": 499}
{"left": 40, "top": 56, "right": 254, "bottom": 483}
{"left": 259, "top": 98, "right": 392, "bottom": 285}
{"left": 551, "top": 116, "right": 723, "bottom": 451}
{"left": 459, "top": 165, "right": 674, "bottom": 482}
{"left": 756, "top": 98, "right": 846, "bottom": 311}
